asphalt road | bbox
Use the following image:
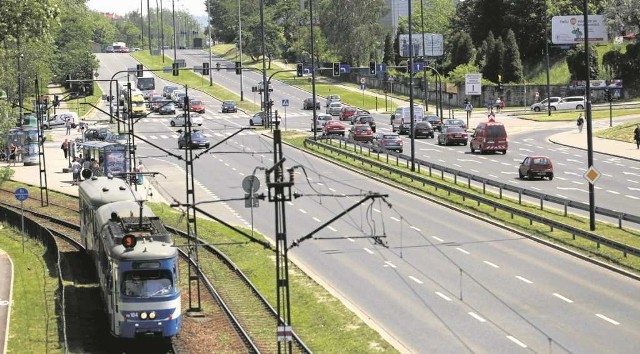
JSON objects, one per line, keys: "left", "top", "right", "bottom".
{"left": 92, "top": 52, "right": 640, "bottom": 353}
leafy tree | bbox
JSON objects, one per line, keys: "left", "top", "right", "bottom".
{"left": 447, "top": 63, "right": 481, "bottom": 86}
{"left": 447, "top": 32, "right": 474, "bottom": 72}
{"left": 383, "top": 33, "right": 394, "bottom": 65}
{"left": 0, "top": 0, "right": 59, "bottom": 43}
{"left": 484, "top": 34, "right": 503, "bottom": 83}
{"left": 502, "top": 29, "right": 524, "bottom": 83}
{"left": 566, "top": 45, "right": 599, "bottom": 80}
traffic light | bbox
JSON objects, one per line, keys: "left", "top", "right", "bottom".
{"left": 53, "top": 95, "right": 59, "bottom": 107}
{"left": 333, "top": 62, "right": 340, "bottom": 77}
{"left": 202, "top": 62, "right": 210, "bottom": 76}
{"left": 497, "top": 82, "right": 503, "bottom": 91}
{"left": 172, "top": 62, "right": 179, "bottom": 76}
{"left": 369, "top": 61, "right": 376, "bottom": 75}
{"left": 216, "top": 62, "right": 220, "bottom": 71}
{"left": 604, "top": 88, "right": 612, "bottom": 102}
{"left": 235, "top": 61, "right": 241, "bottom": 75}
{"left": 296, "top": 63, "right": 304, "bottom": 77}
{"left": 136, "top": 64, "right": 143, "bottom": 77}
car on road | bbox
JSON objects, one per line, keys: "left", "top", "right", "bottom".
{"left": 149, "top": 95, "right": 165, "bottom": 111}
{"left": 170, "top": 113, "right": 203, "bottom": 127}
{"left": 311, "top": 113, "right": 333, "bottom": 131}
{"left": 340, "top": 106, "right": 357, "bottom": 121}
{"left": 326, "top": 94, "right": 340, "bottom": 107}
{"left": 437, "top": 126, "right": 468, "bottom": 146}
{"left": 353, "top": 115, "right": 376, "bottom": 132}
{"left": 303, "top": 97, "right": 320, "bottom": 110}
{"left": 322, "top": 120, "right": 346, "bottom": 136}
{"left": 549, "top": 96, "right": 585, "bottom": 111}
{"left": 469, "top": 119, "right": 508, "bottom": 154}
{"left": 326, "top": 102, "right": 342, "bottom": 116}
{"left": 171, "top": 89, "right": 185, "bottom": 102}
{"left": 351, "top": 109, "right": 371, "bottom": 124}
{"left": 173, "top": 91, "right": 187, "bottom": 107}
{"left": 178, "top": 131, "right": 210, "bottom": 149}
{"left": 519, "top": 155, "right": 554, "bottom": 180}
{"left": 423, "top": 115, "right": 442, "bottom": 132}
{"left": 249, "top": 111, "right": 276, "bottom": 126}
{"left": 163, "top": 86, "right": 178, "bottom": 98}
{"left": 442, "top": 118, "right": 467, "bottom": 130}
{"left": 348, "top": 124, "right": 374, "bottom": 142}
{"left": 221, "top": 100, "right": 237, "bottom": 113}
{"left": 157, "top": 100, "right": 176, "bottom": 115}
{"left": 409, "top": 121, "right": 434, "bottom": 138}
{"left": 372, "top": 133, "right": 403, "bottom": 153}
{"left": 189, "top": 100, "right": 205, "bottom": 113}
{"left": 530, "top": 96, "right": 561, "bottom": 111}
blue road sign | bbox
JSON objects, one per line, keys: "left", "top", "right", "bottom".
{"left": 15, "top": 187, "right": 29, "bottom": 201}
{"left": 340, "top": 64, "right": 351, "bottom": 74}
{"left": 377, "top": 63, "right": 387, "bottom": 73}
{"left": 361, "top": 84, "right": 366, "bottom": 90}
{"left": 282, "top": 99, "right": 289, "bottom": 107}
{"left": 303, "top": 66, "right": 313, "bottom": 74}
{"left": 413, "top": 62, "right": 425, "bottom": 71}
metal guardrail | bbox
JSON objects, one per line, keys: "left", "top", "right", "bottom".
{"left": 304, "top": 137, "right": 640, "bottom": 259}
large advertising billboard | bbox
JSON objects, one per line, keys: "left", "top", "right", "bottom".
{"left": 398, "top": 33, "right": 444, "bottom": 57}
{"left": 551, "top": 15, "right": 608, "bottom": 44}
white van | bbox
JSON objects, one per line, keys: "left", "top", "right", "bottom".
{"left": 390, "top": 106, "right": 424, "bottom": 132}
{"left": 42, "top": 112, "right": 78, "bottom": 129}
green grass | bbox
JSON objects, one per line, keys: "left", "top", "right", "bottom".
{"left": 519, "top": 108, "right": 640, "bottom": 122}
{"left": 0, "top": 227, "right": 62, "bottom": 353}
{"left": 63, "top": 82, "right": 103, "bottom": 119}
{"left": 594, "top": 118, "right": 640, "bottom": 143}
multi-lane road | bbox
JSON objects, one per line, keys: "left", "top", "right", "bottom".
{"left": 93, "top": 51, "right": 640, "bottom": 353}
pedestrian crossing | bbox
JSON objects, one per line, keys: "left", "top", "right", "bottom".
{"left": 137, "top": 130, "right": 259, "bottom": 141}
{"left": 136, "top": 111, "right": 311, "bottom": 123}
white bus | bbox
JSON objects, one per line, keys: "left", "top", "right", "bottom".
{"left": 112, "top": 42, "right": 126, "bottom": 52}
{"left": 134, "top": 72, "right": 156, "bottom": 99}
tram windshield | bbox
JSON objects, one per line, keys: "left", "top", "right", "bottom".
{"left": 122, "top": 269, "right": 173, "bottom": 297}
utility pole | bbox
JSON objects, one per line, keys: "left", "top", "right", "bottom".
{"left": 140, "top": 0, "right": 144, "bottom": 47}
{"left": 147, "top": 0, "right": 152, "bottom": 54}
{"left": 309, "top": 0, "right": 317, "bottom": 140}
{"left": 17, "top": 35, "right": 24, "bottom": 126}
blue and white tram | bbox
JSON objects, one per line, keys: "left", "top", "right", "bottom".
{"left": 79, "top": 176, "right": 181, "bottom": 338}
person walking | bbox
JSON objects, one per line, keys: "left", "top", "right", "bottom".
{"left": 65, "top": 118, "right": 71, "bottom": 135}
{"left": 634, "top": 124, "right": 640, "bottom": 149}
{"left": 61, "top": 139, "right": 69, "bottom": 159}
{"left": 8, "top": 143, "right": 16, "bottom": 166}
{"left": 71, "top": 158, "right": 81, "bottom": 184}
{"left": 136, "top": 160, "right": 144, "bottom": 185}
{"left": 577, "top": 113, "right": 585, "bottom": 133}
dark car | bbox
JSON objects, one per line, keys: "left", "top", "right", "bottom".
{"left": 409, "top": 121, "right": 434, "bottom": 138}
{"left": 354, "top": 115, "right": 376, "bottom": 132}
{"left": 162, "top": 85, "right": 178, "bottom": 98}
{"left": 519, "top": 155, "right": 554, "bottom": 180}
{"left": 178, "top": 131, "right": 210, "bottom": 149}
{"left": 322, "top": 120, "right": 346, "bottom": 136}
{"left": 303, "top": 97, "right": 320, "bottom": 110}
{"left": 437, "top": 126, "right": 468, "bottom": 146}
{"left": 221, "top": 100, "right": 237, "bottom": 113}
{"left": 442, "top": 118, "right": 467, "bottom": 130}
{"left": 351, "top": 109, "right": 371, "bottom": 124}
{"left": 149, "top": 95, "right": 165, "bottom": 112}
{"left": 158, "top": 100, "right": 176, "bottom": 115}
{"left": 189, "top": 99, "right": 205, "bottom": 113}
{"left": 348, "top": 124, "right": 374, "bottom": 142}
{"left": 84, "top": 127, "right": 109, "bottom": 141}
{"left": 372, "top": 133, "right": 403, "bottom": 153}
{"left": 424, "top": 115, "right": 443, "bottom": 131}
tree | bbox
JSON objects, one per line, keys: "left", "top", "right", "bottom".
{"left": 0, "top": 0, "right": 59, "bottom": 43}
{"left": 484, "top": 34, "right": 504, "bottom": 84}
{"left": 566, "top": 45, "right": 599, "bottom": 80}
{"left": 383, "top": 33, "right": 394, "bottom": 65}
{"left": 502, "top": 30, "right": 524, "bottom": 83}
{"left": 448, "top": 32, "right": 474, "bottom": 72}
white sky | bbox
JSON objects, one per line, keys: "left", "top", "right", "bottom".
{"left": 86, "top": 0, "right": 208, "bottom": 16}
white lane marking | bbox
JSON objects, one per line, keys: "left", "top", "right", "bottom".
{"left": 606, "top": 190, "right": 620, "bottom": 195}
{"left": 468, "top": 312, "right": 487, "bottom": 322}
{"left": 329, "top": 187, "right": 336, "bottom": 192}
{"left": 435, "top": 291, "right": 452, "bottom": 301}
{"left": 299, "top": 209, "right": 307, "bottom": 214}
{"left": 483, "top": 261, "right": 499, "bottom": 268}
{"left": 384, "top": 261, "right": 397, "bottom": 268}
{"left": 312, "top": 217, "right": 321, "bottom": 222}
{"left": 456, "top": 247, "right": 470, "bottom": 255}
{"left": 373, "top": 208, "right": 381, "bottom": 213}
{"left": 566, "top": 158, "right": 581, "bottom": 163}
{"left": 556, "top": 194, "right": 569, "bottom": 199}
{"left": 628, "top": 187, "right": 640, "bottom": 191}
{"left": 557, "top": 187, "right": 586, "bottom": 192}
{"left": 553, "top": 293, "right": 574, "bottom": 303}
{"left": 347, "top": 237, "right": 354, "bottom": 242}
{"left": 623, "top": 171, "right": 640, "bottom": 177}
{"left": 409, "top": 276, "right": 423, "bottom": 284}
{"left": 488, "top": 174, "right": 498, "bottom": 178}
{"left": 287, "top": 201, "right": 294, "bottom": 206}
{"left": 628, "top": 179, "right": 639, "bottom": 184}
{"left": 564, "top": 171, "right": 581, "bottom": 176}
{"left": 596, "top": 314, "right": 620, "bottom": 325}
{"left": 519, "top": 148, "right": 533, "bottom": 152}
{"left": 630, "top": 166, "right": 640, "bottom": 170}
{"left": 432, "top": 236, "right": 444, "bottom": 242}
{"left": 470, "top": 169, "right": 479, "bottom": 173}
{"left": 328, "top": 226, "right": 337, "bottom": 232}
{"left": 390, "top": 216, "right": 400, "bottom": 222}
{"left": 571, "top": 181, "right": 585, "bottom": 185}
{"left": 506, "top": 336, "right": 528, "bottom": 348}
{"left": 363, "top": 248, "right": 374, "bottom": 255}
{"left": 410, "top": 226, "right": 421, "bottom": 232}
{"left": 626, "top": 195, "right": 640, "bottom": 200}
{"left": 555, "top": 177, "right": 568, "bottom": 181}
{"left": 602, "top": 173, "right": 612, "bottom": 177}
{"left": 515, "top": 276, "right": 533, "bottom": 284}
{"left": 458, "top": 159, "right": 481, "bottom": 163}
{"left": 501, "top": 162, "right": 512, "bottom": 166}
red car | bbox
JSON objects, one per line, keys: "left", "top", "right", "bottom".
{"left": 348, "top": 124, "right": 374, "bottom": 142}
{"left": 519, "top": 155, "right": 554, "bottom": 180}
{"left": 189, "top": 100, "right": 205, "bottom": 113}
{"left": 437, "top": 126, "right": 468, "bottom": 146}
{"left": 322, "top": 120, "right": 346, "bottom": 136}
{"left": 340, "top": 106, "right": 357, "bottom": 121}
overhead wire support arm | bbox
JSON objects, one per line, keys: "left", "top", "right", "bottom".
{"left": 288, "top": 192, "right": 390, "bottom": 250}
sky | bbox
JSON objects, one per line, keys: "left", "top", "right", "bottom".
{"left": 86, "top": 0, "right": 208, "bottom": 16}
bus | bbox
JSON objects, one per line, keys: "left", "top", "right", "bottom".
{"left": 134, "top": 72, "right": 156, "bottom": 100}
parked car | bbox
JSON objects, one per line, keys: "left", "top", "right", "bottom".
{"left": 354, "top": 115, "right": 376, "bottom": 132}
{"left": 340, "top": 106, "right": 357, "bottom": 121}
{"left": 163, "top": 85, "right": 178, "bottom": 98}
{"left": 348, "top": 124, "right": 374, "bottom": 142}
{"left": 303, "top": 97, "right": 320, "bottom": 110}
{"left": 326, "top": 94, "right": 340, "bottom": 107}
{"left": 530, "top": 97, "right": 561, "bottom": 111}
{"left": 372, "top": 133, "right": 403, "bottom": 153}
{"left": 311, "top": 113, "right": 333, "bottom": 131}
{"left": 221, "top": 100, "right": 237, "bottom": 113}
{"left": 178, "top": 131, "right": 210, "bottom": 149}
{"left": 519, "top": 155, "right": 554, "bottom": 180}
{"left": 322, "top": 120, "right": 346, "bottom": 136}
{"left": 438, "top": 126, "right": 468, "bottom": 146}
{"left": 158, "top": 101, "right": 176, "bottom": 115}
{"left": 549, "top": 96, "right": 585, "bottom": 111}
{"left": 442, "top": 118, "right": 467, "bottom": 130}
{"left": 326, "top": 102, "right": 343, "bottom": 116}
{"left": 423, "top": 115, "right": 442, "bottom": 132}
{"left": 189, "top": 100, "right": 205, "bottom": 113}
{"left": 409, "top": 121, "right": 434, "bottom": 138}
{"left": 170, "top": 113, "right": 203, "bottom": 126}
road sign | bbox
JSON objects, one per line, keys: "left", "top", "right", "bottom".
{"left": 360, "top": 77, "right": 366, "bottom": 84}
{"left": 282, "top": 99, "right": 289, "bottom": 107}
{"left": 412, "top": 62, "right": 425, "bottom": 71}
{"left": 15, "top": 187, "right": 28, "bottom": 201}
{"left": 361, "top": 84, "right": 366, "bottom": 90}
{"left": 583, "top": 166, "right": 601, "bottom": 184}
{"left": 464, "top": 103, "right": 473, "bottom": 112}
{"left": 245, "top": 193, "right": 259, "bottom": 208}
{"left": 339, "top": 64, "right": 351, "bottom": 74}
{"left": 465, "top": 74, "right": 482, "bottom": 95}
{"left": 303, "top": 66, "right": 313, "bottom": 74}
{"left": 242, "top": 175, "right": 260, "bottom": 193}
{"left": 377, "top": 63, "right": 387, "bottom": 73}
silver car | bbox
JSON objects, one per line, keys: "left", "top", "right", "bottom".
{"left": 530, "top": 97, "right": 561, "bottom": 112}
{"left": 326, "top": 102, "right": 342, "bottom": 116}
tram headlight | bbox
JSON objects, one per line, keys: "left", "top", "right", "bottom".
{"left": 140, "top": 312, "right": 148, "bottom": 320}
{"left": 149, "top": 311, "right": 156, "bottom": 320}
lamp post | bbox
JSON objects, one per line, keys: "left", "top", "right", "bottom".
{"left": 207, "top": 1, "right": 213, "bottom": 85}
{"left": 408, "top": 0, "right": 416, "bottom": 172}
{"left": 17, "top": 36, "right": 24, "bottom": 126}
{"left": 172, "top": 0, "right": 177, "bottom": 62}
{"left": 140, "top": 0, "right": 144, "bottom": 47}
{"left": 544, "top": 0, "right": 551, "bottom": 116}
{"left": 238, "top": 0, "right": 244, "bottom": 100}
{"left": 260, "top": 0, "right": 268, "bottom": 127}
{"left": 160, "top": 0, "right": 165, "bottom": 61}
{"left": 147, "top": 0, "right": 152, "bottom": 54}
{"left": 310, "top": 0, "right": 318, "bottom": 140}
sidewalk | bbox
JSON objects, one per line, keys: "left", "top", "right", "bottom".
{"left": 549, "top": 128, "right": 640, "bottom": 161}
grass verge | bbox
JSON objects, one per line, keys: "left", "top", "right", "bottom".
{"left": 594, "top": 118, "right": 640, "bottom": 143}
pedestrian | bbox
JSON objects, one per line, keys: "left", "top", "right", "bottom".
{"left": 136, "top": 160, "right": 144, "bottom": 185}
{"left": 577, "top": 113, "right": 585, "bottom": 133}
{"left": 634, "top": 124, "right": 640, "bottom": 149}
{"left": 495, "top": 97, "right": 502, "bottom": 113}
{"left": 535, "top": 91, "right": 540, "bottom": 102}
{"left": 61, "top": 139, "right": 69, "bottom": 159}
{"left": 71, "top": 158, "right": 81, "bottom": 184}
{"left": 8, "top": 143, "right": 16, "bottom": 166}
{"left": 65, "top": 118, "right": 71, "bottom": 135}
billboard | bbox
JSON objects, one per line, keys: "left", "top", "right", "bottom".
{"left": 398, "top": 33, "right": 444, "bottom": 57}
{"left": 551, "top": 15, "right": 608, "bottom": 44}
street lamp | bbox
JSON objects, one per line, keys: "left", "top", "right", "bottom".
{"left": 172, "top": 0, "right": 177, "bottom": 62}
{"left": 160, "top": 0, "right": 165, "bottom": 62}
{"left": 238, "top": 0, "right": 244, "bottom": 100}
{"left": 309, "top": 0, "right": 318, "bottom": 140}
{"left": 207, "top": 1, "right": 213, "bottom": 85}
